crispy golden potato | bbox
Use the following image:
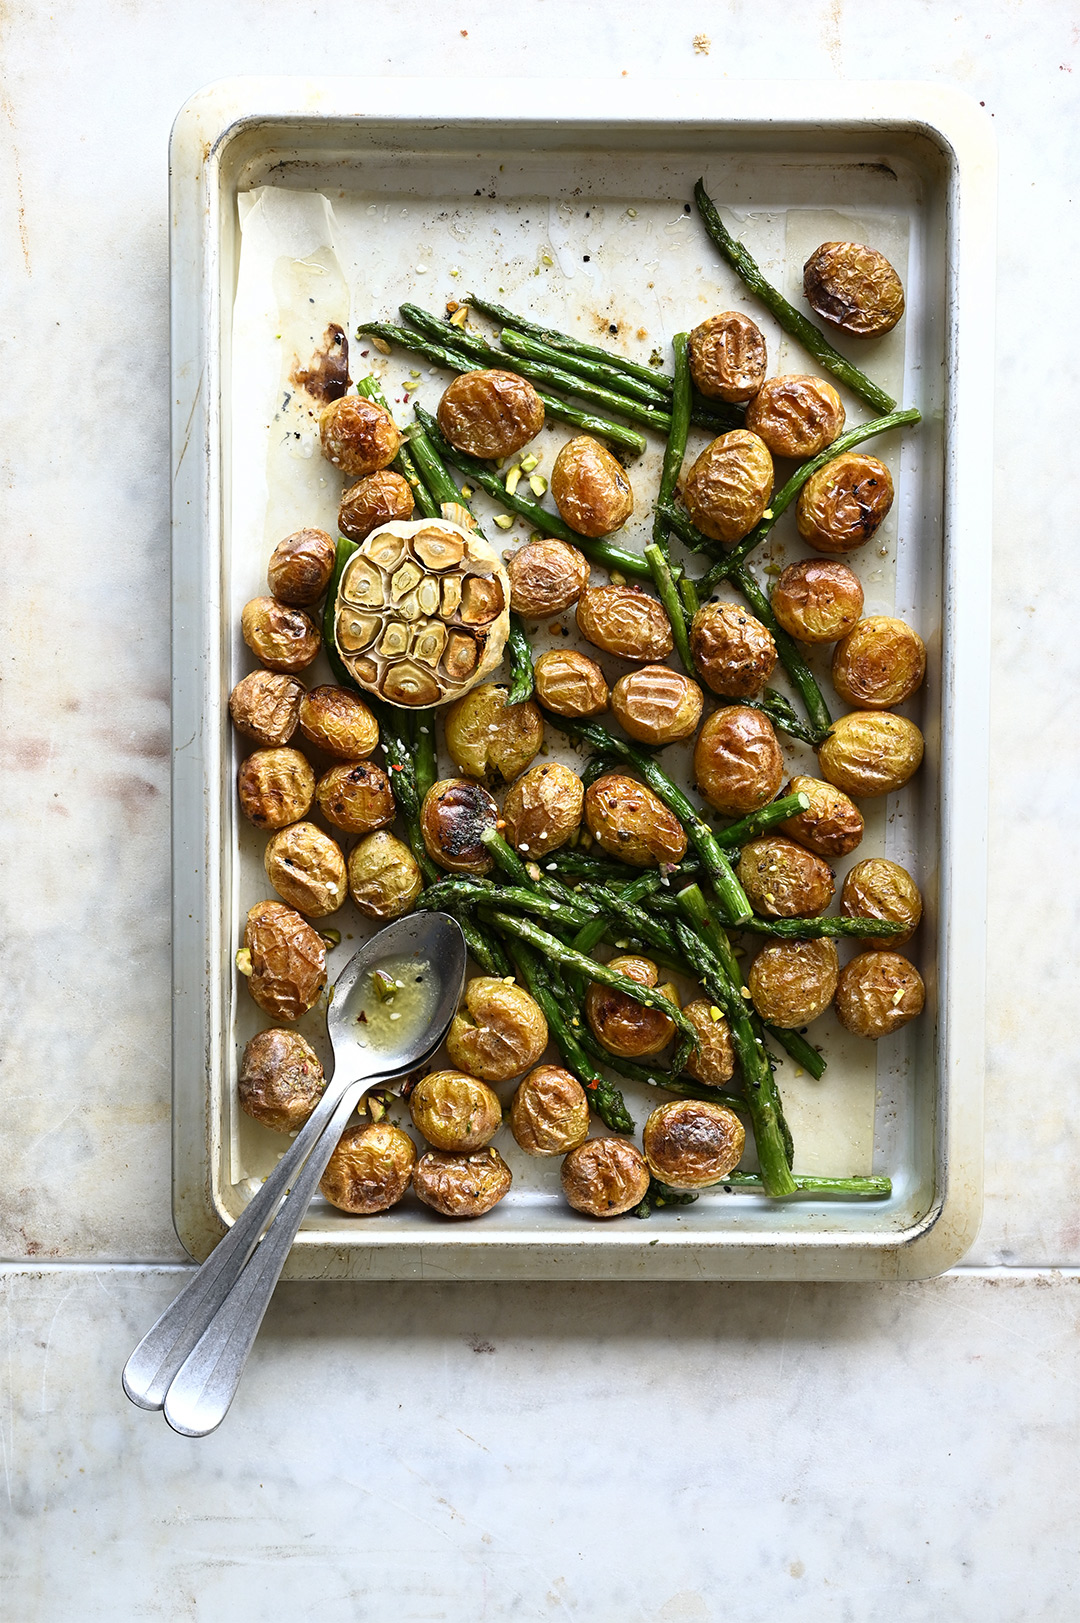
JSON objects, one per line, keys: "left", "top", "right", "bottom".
{"left": 585, "top": 955, "right": 679, "bottom": 1059}
{"left": 510, "top": 1065, "right": 590, "bottom": 1157}
{"left": 817, "top": 712, "right": 924, "bottom": 797}
{"left": 576, "top": 585, "right": 673, "bottom": 662}
{"left": 746, "top": 375, "right": 845, "bottom": 459}
{"left": 797, "top": 453, "right": 894, "bottom": 554}
{"left": 319, "top": 395, "right": 401, "bottom": 477}
{"left": 446, "top": 976, "right": 548, "bottom": 1083}
{"left": 778, "top": 775, "right": 864, "bottom": 858}
{"left": 682, "top": 1000, "right": 737, "bottom": 1088}
{"left": 410, "top": 1069, "right": 502, "bottom": 1152}
{"left": 551, "top": 435, "right": 634, "bottom": 537}
{"left": 841, "top": 858, "right": 923, "bottom": 948}
{"left": 315, "top": 759, "right": 395, "bottom": 834}
{"left": 771, "top": 558, "right": 864, "bottom": 643}
{"left": 241, "top": 597, "right": 321, "bottom": 673}
{"left": 507, "top": 537, "right": 591, "bottom": 617}
{"left": 437, "top": 369, "right": 544, "bottom": 459}
{"left": 561, "top": 1138, "right": 650, "bottom": 1217}
{"left": 443, "top": 683, "right": 543, "bottom": 788}
{"left": 338, "top": 470, "right": 415, "bottom": 543}
{"left": 642, "top": 1100, "right": 745, "bottom": 1189}
{"left": 266, "top": 528, "right": 336, "bottom": 606}
{"left": 747, "top": 938, "right": 839, "bottom": 1027}
{"left": 693, "top": 706, "right": 784, "bottom": 817}
{"left": 533, "top": 649, "right": 609, "bottom": 717}
{"left": 242, "top": 900, "right": 326, "bottom": 1021}
{"left": 319, "top": 1122, "right": 417, "bottom": 1214}
{"left": 736, "top": 836, "right": 835, "bottom": 918}
{"left": 610, "top": 666, "right": 703, "bottom": 746}
{"left": 229, "top": 670, "right": 304, "bottom": 747}
{"left": 237, "top": 747, "right": 315, "bottom": 830}
{"left": 691, "top": 602, "right": 777, "bottom": 698}
{"left": 803, "top": 241, "right": 905, "bottom": 337}
{"left": 348, "top": 830, "right": 424, "bottom": 920}
{"left": 238, "top": 1028, "right": 325, "bottom": 1133}
{"left": 688, "top": 312, "right": 767, "bottom": 403}
{"left": 832, "top": 617, "right": 926, "bottom": 709}
{"left": 682, "top": 430, "right": 774, "bottom": 544}
{"left": 835, "top": 951, "right": 925, "bottom": 1038}
{"left": 420, "top": 778, "right": 498, "bottom": 874}
{"left": 502, "top": 761, "right": 584, "bottom": 858}
{"left": 264, "top": 821, "right": 347, "bottom": 917}
{"left": 413, "top": 1147, "right": 513, "bottom": 1217}
{"left": 298, "top": 686, "right": 380, "bottom": 759}
{"left": 584, "top": 773, "right": 688, "bottom": 867}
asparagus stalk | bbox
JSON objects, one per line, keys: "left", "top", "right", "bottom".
{"left": 413, "top": 717, "right": 437, "bottom": 803}
{"left": 746, "top": 916, "right": 907, "bottom": 940}
{"left": 418, "top": 876, "right": 595, "bottom": 934}
{"left": 721, "top": 1172, "right": 892, "bottom": 1197}
{"left": 693, "top": 179, "right": 897, "bottom": 415}
{"left": 478, "top": 825, "right": 578, "bottom": 909}
{"left": 644, "top": 542, "right": 694, "bottom": 675}
{"left": 713, "top": 792, "right": 810, "bottom": 848}
{"left": 496, "top": 325, "right": 670, "bottom": 407}
{"left": 574, "top": 1026, "right": 744, "bottom": 1110}
{"left": 748, "top": 687, "right": 831, "bottom": 750}
{"left": 355, "top": 374, "right": 440, "bottom": 518}
{"left": 633, "top": 1179, "right": 700, "bottom": 1218}
{"left": 506, "top": 613, "right": 536, "bottom": 705}
{"left": 732, "top": 567, "right": 833, "bottom": 744}
{"left": 495, "top": 325, "right": 674, "bottom": 433}
{"left": 765, "top": 1026, "right": 826, "bottom": 1080}
{"left": 654, "top": 333, "right": 692, "bottom": 549}
{"left": 544, "top": 848, "right": 696, "bottom": 883}
{"left": 456, "top": 914, "right": 513, "bottom": 977}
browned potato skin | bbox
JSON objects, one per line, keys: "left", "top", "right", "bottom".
{"left": 736, "top": 836, "right": 835, "bottom": 919}
{"left": 315, "top": 759, "right": 395, "bottom": 835}
{"left": 691, "top": 602, "right": 777, "bottom": 698}
{"left": 243, "top": 900, "right": 327, "bottom": 1021}
{"left": 338, "top": 470, "right": 415, "bottom": 543}
{"left": 561, "top": 1138, "right": 650, "bottom": 1218}
{"left": 443, "top": 683, "right": 544, "bottom": 789}
{"left": 238, "top": 1028, "right": 325, "bottom": 1133}
{"left": 797, "top": 453, "right": 894, "bottom": 554}
{"left": 682, "top": 430, "right": 774, "bottom": 544}
{"left": 298, "top": 686, "right": 380, "bottom": 760}
{"left": 420, "top": 778, "right": 498, "bottom": 874}
{"left": 584, "top": 773, "right": 688, "bottom": 867}
{"left": 266, "top": 528, "right": 336, "bottom": 606}
{"left": 832, "top": 617, "right": 926, "bottom": 709}
{"left": 585, "top": 955, "right": 678, "bottom": 1059}
{"left": 778, "top": 775, "right": 864, "bottom": 858}
{"left": 507, "top": 538, "right": 591, "bottom": 617}
{"left": 748, "top": 938, "right": 839, "bottom": 1027}
{"left": 682, "top": 1000, "right": 736, "bottom": 1088}
{"left": 347, "top": 830, "right": 423, "bottom": 920}
{"left": 841, "top": 858, "right": 923, "bottom": 948}
{"left": 835, "top": 951, "right": 925, "bottom": 1039}
{"left": 413, "top": 1147, "right": 513, "bottom": 1218}
{"left": 693, "top": 706, "right": 784, "bottom": 817}
{"left": 241, "top": 596, "right": 321, "bottom": 673}
{"left": 804, "top": 241, "right": 905, "bottom": 337}
{"left": 534, "top": 649, "right": 609, "bottom": 717}
{"left": 817, "top": 712, "right": 924, "bottom": 798}
{"left": 319, "top": 395, "right": 401, "bottom": 478}
{"left": 576, "top": 585, "right": 673, "bottom": 663}
{"left": 264, "top": 821, "right": 347, "bottom": 917}
{"left": 510, "top": 1065, "right": 590, "bottom": 1157}
{"left": 229, "top": 671, "right": 304, "bottom": 747}
{"left": 551, "top": 435, "right": 634, "bottom": 537}
{"left": 409, "top": 1069, "right": 502, "bottom": 1152}
{"left": 642, "top": 1100, "right": 745, "bottom": 1189}
{"left": 502, "top": 761, "right": 584, "bottom": 857}
{"left": 437, "top": 369, "right": 545, "bottom": 459}
{"left": 446, "top": 976, "right": 548, "bottom": 1083}
{"left": 688, "top": 312, "right": 767, "bottom": 403}
{"left": 610, "top": 667, "right": 703, "bottom": 746}
{"left": 745, "top": 375, "right": 845, "bottom": 459}
{"left": 237, "top": 747, "right": 316, "bottom": 830}
{"left": 771, "top": 559, "right": 864, "bottom": 643}
{"left": 319, "top": 1122, "right": 417, "bottom": 1215}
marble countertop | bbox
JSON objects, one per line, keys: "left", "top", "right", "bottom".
{"left": 1, "top": 0, "right": 1077, "bottom": 1615}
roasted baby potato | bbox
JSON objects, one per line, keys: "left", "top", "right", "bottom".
{"left": 237, "top": 747, "right": 316, "bottom": 830}
{"left": 736, "top": 835, "right": 835, "bottom": 918}
{"left": 229, "top": 670, "right": 304, "bottom": 748}
{"left": 817, "top": 712, "right": 924, "bottom": 797}
{"left": 506, "top": 537, "right": 591, "bottom": 617}
{"left": 642, "top": 1100, "right": 745, "bottom": 1189}
{"left": 437, "top": 368, "right": 545, "bottom": 459}
{"left": 682, "top": 999, "right": 737, "bottom": 1088}
{"left": 561, "top": 1138, "right": 650, "bottom": 1218}
{"left": 747, "top": 938, "right": 839, "bottom": 1027}
{"left": 745, "top": 375, "right": 845, "bottom": 459}
{"left": 443, "top": 683, "right": 543, "bottom": 788}
{"left": 264, "top": 821, "right": 348, "bottom": 917}
{"left": 840, "top": 858, "right": 923, "bottom": 947}
{"left": 242, "top": 899, "right": 327, "bottom": 1021}
{"left": 688, "top": 312, "right": 767, "bottom": 403}
{"left": 835, "top": 951, "right": 925, "bottom": 1039}
{"left": 298, "top": 686, "right": 380, "bottom": 759}
{"left": 319, "top": 1122, "right": 417, "bottom": 1214}
{"left": 241, "top": 596, "right": 321, "bottom": 673}
{"left": 585, "top": 954, "right": 680, "bottom": 1059}
{"left": 446, "top": 976, "right": 548, "bottom": 1083}
{"left": 315, "top": 759, "right": 396, "bottom": 834}
{"left": 347, "top": 829, "right": 424, "bottom": 919}
{"left": 338, "top": 469, "right": 415, "bottom": 542}
{"left": 610, "top": 666, "right": 703, "bottom": 746}
{"left": 693, "top": 705, "right": 784, "bottom": 817}
{"left": 584, "top": 773, "right": 688, "bottom": 867}
{"left": 502, "top": 761, "right": 584, "bottom": 857}
{"left": 690, "top": 602, "right": 777, "bottom": 698}
{"left": 238, "top": 1028, "right": 326, "bottom": 1133}
{"left": 831, "top": 616, "right": 926, "bottom": 709}
{"left": 420, "top": 778, "right": 498, "bottom": 874}
{"left": 576, "top": 585, "right": 673, "bottom": 663}
{"left": 551, "top": 435, "right": 634, "bottom": 537}
{"left": 533, "top": 649, "right": 609, "bottom": 717}
{"left": 510, "top": 1065, "right": 590, "bottom": 1157}
{"left": 803, "top": 241, "right": 905, "bottom": 337}
{"left": 319, "top": 394, "right": 401, "bottom": 477}
{"left": 413, "top": 1146, "right": 513, "bottom": 1217}
{"left": 409, "top": 1069, "right": 503, "bottom": 1152}
{"left": 797, "top": 453, "right": 894, "bottom": 554}
{"left": 266, "top": 527, "right": 336, "bottom": 606}
{"left": 770, "top": 558, "right": 864, "bottom": 643}
{"left": 778, "top": 775, "right": 864, "bottom": 858}
{"left": 682, "top": 429, "right": 774, "bottom": 544}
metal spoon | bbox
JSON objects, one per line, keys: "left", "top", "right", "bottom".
{"left": 122, "top": 912, "right": 465, "bottom": 1423}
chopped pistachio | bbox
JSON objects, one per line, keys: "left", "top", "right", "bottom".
{"left": 520, "top": 452, "right": 540, "bottom": 473}
{"left": 493, "top": 513, "right": 515, "bottom": 529}
{"left": 371, "top": 969, "right": 397, "bottom": 1002}
{"left": 609, "top": 570, "right": 627, "bottom": 586}
{"left": 460, "top": 483, "right": 474, "bottom": 498}
{"left": 318, "top": 927, "right": 342, "bottom": 948}
{"left": 449, "top": 267, "right": 461, "bottom": 278}
{"left": 526, "top": 862, "right": 543, "bottom": 882}
{"left": 528, "top": 474, "right": 547, "bottom": 496}
{"left": 740, "top": 985, "right": 752, "bottom": 999}
{"left": 370, "top": 336, "right": 392, "bottom": 355}
{"left": 762, "top": 508, "right": 774, "bottom": 519}
{"left": 709, "top": 1006, "right": 723, "bottom": 1023}
{"left": 540, "top": 253, "right": 554, "bottom": 266}
{"left": 529, "top": 531, "right": 546, "bottom": 544}
{"left": 235, "top": 948, "right": 253, "bottom": 978}
{"left": 626, "top": 207, "right": 638, "bottom": 218}
{"left": 449, "top": 305, "right": 469, "bottom": 328}
{"left": 505, "top": 465, "right": 523, "bottom": 496}
{"left": 892, "top": 988, "right": 906, "bottom": 1006}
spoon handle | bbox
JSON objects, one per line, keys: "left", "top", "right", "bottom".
{"left": 163, "top": 1078, "right": 367, "bottom": 1437}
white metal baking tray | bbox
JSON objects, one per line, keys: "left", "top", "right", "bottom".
{"left": 170, "top": 78, "right": 995, "bottom": 1280}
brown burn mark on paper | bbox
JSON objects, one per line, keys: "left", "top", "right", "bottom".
{"left": 290, "top": 323, "right": 351, "bottom": 405}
